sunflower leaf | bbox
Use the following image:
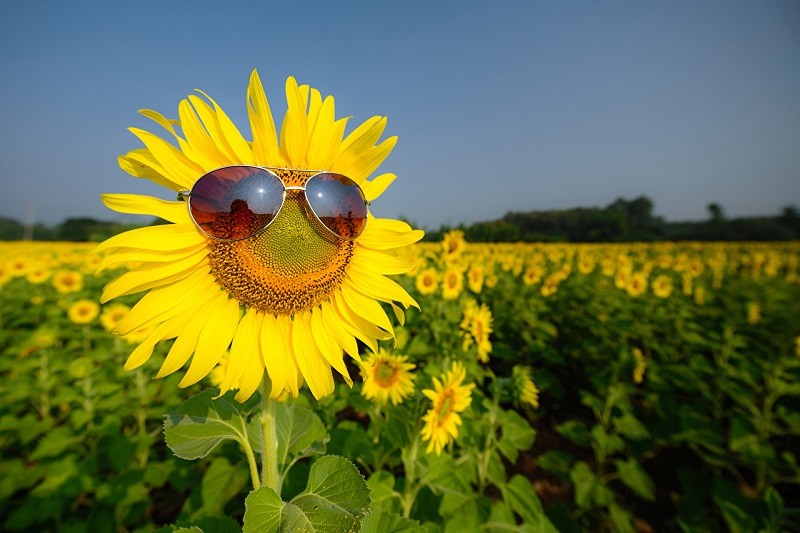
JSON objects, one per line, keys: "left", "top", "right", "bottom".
{"left": 163, "top": 390, "right": 251, "bottom": 460}
{"left": 276, "top": 404, "right": 329, "bottom": 469}
{"left": 243, "top": 455, "right": 370, "bottom": 533}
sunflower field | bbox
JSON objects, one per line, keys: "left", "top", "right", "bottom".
{"left": 1, "top": 235, "right": 798, "bottom": 532}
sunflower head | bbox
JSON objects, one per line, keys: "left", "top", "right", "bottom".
{"left": 360, "top": 349, "right": 416, "bottom": 406}
{"left": 96, "top": 70, "right": 423, "bottom": 402}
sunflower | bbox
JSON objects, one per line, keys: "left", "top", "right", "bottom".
{"left": 441, "top": 230, "right": 466, "bottom": 263}
{"left": 421, "top": 361, "right": 475, "bottom": 455}
{"left": 651, "top": 274, "right": 673, "bottom": 299}
{"left": 100, "top": 303, "right": 131, "bottom": 333}
{"left": 460, "top": 300, "right": 493, "bottom": 363}
{"left": 467, "top": 264, "right": 484, "bottom": 294}
{"left": 512, "top": 365, "right": 540, "bottom": 408}
{"left": 96, "top": 71, "right": 423, "bottom": 402}
{"left": 415, "top": 267, "right": 439, "bottom": 296}
{"left": 68, "top": 299, "right": 100, "bottom": 324}
{"left": 360, "top": 349, "right": 416, "bottom": 406}
{"left": 441, "top": 267, "right": 464, "bottom": 300}
{"left": 52, "top": 270, "right": 83, "bottom": 294}
{"left": 26, "top": 266, "right": 51, "bottom": 285}
{"left": 626, "top": 271, "right": 647, "bottom": 297}
{"left": 632, "top": 347, "right": 646, "bottom": 384}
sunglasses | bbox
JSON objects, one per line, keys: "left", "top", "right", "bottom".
{"left": 177, "top": 165, "right": 370, "bottom": 242}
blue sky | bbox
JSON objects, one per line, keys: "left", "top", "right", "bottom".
{"left": 1, "top": 1, "right": 798, "bottom": 230}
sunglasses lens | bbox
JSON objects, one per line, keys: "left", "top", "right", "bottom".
{"left": 305, "top": 173, "right": 368, "bottom": 239}
{"left": 189, "top": 166, "right": 284, "bottom": 240}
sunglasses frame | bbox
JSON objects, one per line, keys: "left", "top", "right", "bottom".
{"left": 177, "top": 165, "right": 370, "bottom": 242}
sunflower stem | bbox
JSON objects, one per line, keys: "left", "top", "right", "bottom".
{"left": 260, "top": 375, "right": 280, "bottom": 495}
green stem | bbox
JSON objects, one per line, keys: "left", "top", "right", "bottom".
{"left": 260, "top": 375, "right": 280, "bottom": 495}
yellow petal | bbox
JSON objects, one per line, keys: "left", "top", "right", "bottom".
{"left": 310, "top": 308, "right": 351, "bottom": 385}
{"left": 222, "top": 307, "right": 261, "bottom": 395}
{"left": 114, "top": 269, "right": 214, "bottom": 335}
{"left": 156, "top": 311, "right": 207, "bottom": 378}
{"left": 178, "top": 99, "right": 230, "bottom": 169}
{"left": 100, "top": 249, "right": 208, "bottom": 302}
{"left": 291, "top": 313, "right": 334, "bottom": 399}
{"left": 194, "top": 89, "right": 254, "bottom": 165}
{"left": 247, "top": 69, "right": 282, "bottom": 165}
{"left": 319, "top": 301, "right": 360, "bottom": 363}
{"left": 100, "top": 194, "right": 190, "bottom": 224}
{"left": 123, "top": 320, "right": 179, "bottom": 371}
{"left": 340, "top": 283, "right": 394, "bottom": 337}
{"left": 361, "top": 173, "right": 396, "bottom": 202}
{"left": 129, "top": 127, "right": 202, "bottom": 189}
{"left": 346, "top": 264, "right": 419, "bottom": 309}
{"left": 96, "top": 242, "right": 207, "bottom": 273}
{"left": 281, "top": 76, "right": 310, "bottom": 166}
{"left": 120, "top": 150, "right": 184, "bottom": 191}
{"left": 94, "top": 223, "right": 205, "bottom": 255}
{"left": 179, "top": 294, "right": 240, "bottom": 387}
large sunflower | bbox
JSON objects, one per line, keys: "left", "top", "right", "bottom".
{"left": 96, "top": 71, "right": 423, "bottom": 402}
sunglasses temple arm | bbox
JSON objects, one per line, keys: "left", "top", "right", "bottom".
{"left": 177, "top": 190, "right": 191, "bottom": 202}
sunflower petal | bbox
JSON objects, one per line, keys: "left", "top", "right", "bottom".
{"left": 101, "top": 194, "right": 190, "bottom": 224}
{"left": 179, "top": 294, "right": 240, "bottom": 387}
{"left": 223, "top": 307, "right": 260, "bottom": 395}
{"left": 291, "top": 313, "right": 334, "bottom": 399}
{"left": 94, "top": 223, "right": 205, "bottom": 255}
{"left": 247, "top": 69, "right": 281, "bottom": 165}
{"left": 310, "top": 308, "right": 351, "bottom": 385}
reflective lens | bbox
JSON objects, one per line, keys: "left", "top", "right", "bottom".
{"left": 188, "top": 166, "right": 284, "bottom": 241}
{"left": 305, "top": 172, "right": 369, "bottom": 239}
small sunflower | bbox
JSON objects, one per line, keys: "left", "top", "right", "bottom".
{"left": 441, "top": 267, "right": 463, "bottom": 300}
{"left": 512, "top": 365, "right": 540, "bottom": 409}
{"left": 467, "top": 265, "right": 484, "bottom": 294}
{"left": 420, "top": 361, "right": 475, "bottom": 455}
{"left": 96, "top": 71, "right": 423, "bottom": 402}
{"left": 626, "top": 271, "right": 647, "bottom": 297}
{"left": 632, "top": 347, "right": 646, "bottom": 384}
{"left": 360, "top": 349, "right": 416, "bottom": 406}
{"left": 68, "top": 299, "right": 100, "bottom": 324}
{"left": 52, "top": 270, "right": 83, "bottom": 294}
{"left": 460, "top": 300, "right": 493, "bottom": 363}
{"left": 441, "top": 230, "right": 466, "bottom": 262}
{"left": 651, "top": 274, "right": 673, "bottom": 299}
{"left": 100, "top": 303, "right": 131, "bottom": 333}
{"left": 415, "top": 267, "right": 439, "bottom": 296}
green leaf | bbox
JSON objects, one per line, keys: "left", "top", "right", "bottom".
{"left": 243, "top": 486, "right": 283, "bottom": 533}
{"left": 570, "top": 461, "right": 596, "bottom": 509}
{"left": 29, "top": 426, "right": 81, "bottom": 460}
{"left": 608, "top": 503, "right": 635, "bottom": 533}
{"left": 360, "top": 509, "right": 424, "bottom": 532}
{"left": 276, "top": 403, "right": 328, "bottom": 468}
{"left": 163, "top": 390, "right": 251, "bottom": 460}
{"left": 500, "top": 475, "right": 559, "bottom": 532}
{"left": 614, "top": 458, "right": 655, "bottom": 502}
{"left": 367, "top": 471, "right": 399, "bottom": 513}
{"left": 244, "top": 455, "right": 371, "bottom": 533}
{"left": 196, "top": 457, "right": 248, "bottom": 518}
{"left": 612, "top": 412, "right": 650, "bottom": 440}
{"left": 555, "top": 420, "right": 590, "bottom": 447}
{"left": 497, "top": 409, "right": 536, "bottom": 463}
{"left": 591, "top": 425, "right": 625, "bottom": 456}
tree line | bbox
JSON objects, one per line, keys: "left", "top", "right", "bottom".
{"left": 422, "top": 197, "right": 800, "bottom": 243}
{"left": 1, "top": 197, "right": 798, "bottom": 243}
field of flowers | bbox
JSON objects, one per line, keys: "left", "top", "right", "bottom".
{"left": 1, "top": 235, "right": 798, "bottom": 532}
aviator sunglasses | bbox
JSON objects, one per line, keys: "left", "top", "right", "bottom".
{"left": 177, "top": 165, "right": 370, "bottom": 242}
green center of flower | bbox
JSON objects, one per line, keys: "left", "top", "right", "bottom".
{"left": 207, "top": 169, "right": 354, "bottom": 316}
{"left": 435, "top": 391, "right": 455, "bottom": 423}
{"left": 374, "top": 361, "right": 398, "bottom": 386}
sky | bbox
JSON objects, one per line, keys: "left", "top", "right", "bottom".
{"left": 1, "top": 1, "right": 798, "bottom": 231}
